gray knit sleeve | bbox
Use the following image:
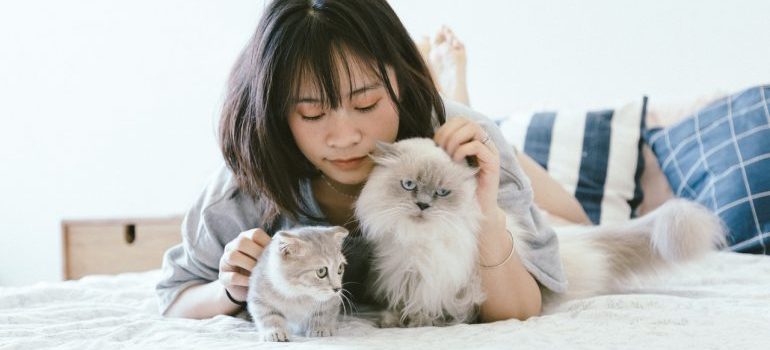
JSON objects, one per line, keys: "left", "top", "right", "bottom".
{"left": 155, "top": 166, "right": 261, "bottom": 314}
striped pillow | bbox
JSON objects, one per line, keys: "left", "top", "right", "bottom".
{"left": 645, "top": 85, "right": 770, "bottom": 254}
{"left": 499, "top": 98, "right": 648, "bottom": 225}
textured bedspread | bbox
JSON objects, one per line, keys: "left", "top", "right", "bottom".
{"left": 2, "top": 252, "right": 769, "bottom": 350}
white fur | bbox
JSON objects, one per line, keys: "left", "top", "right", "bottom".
{"left": 357, "top": 139, "right": 727, "bottom": 324}
{"left": 546, "top": 199, "right": 727, "bottom": 307}
{"left": 355, "top": 138, "right": 485, "bottom": 326}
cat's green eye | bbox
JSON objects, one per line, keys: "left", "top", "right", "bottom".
{"left": 316, "top": 267, "right": 328, "bottom": 278}
{"left": 401, "top": 179, "right": 417, "bottom": 191}
{"left": 435, "top": 188, "right": 451, "bottom": 197}
{"left": 338, "top": 263, "right": 345, "bottom": 275}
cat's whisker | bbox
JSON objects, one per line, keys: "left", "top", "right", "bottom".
{"left": 346, "top": 294, "right": 359, "bottom": 314}
{"left": 339, "top": 294, "right": 348, "bottom": 316}
{"left": 339, "top": 291, "right": 358, "bottom": 315}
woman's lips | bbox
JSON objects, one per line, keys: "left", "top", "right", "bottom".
{"left": 329, "top": 156, "right": 367, "bottom": 170}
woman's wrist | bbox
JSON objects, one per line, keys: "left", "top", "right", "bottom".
{"left": 224, "top": 287, "right": 247, "bottom": 308}
{"left": 218, "top": 285, "right": 246, "bottom": 315}
{"left": 477, "top": 207, "right": 512, "bottom": 266}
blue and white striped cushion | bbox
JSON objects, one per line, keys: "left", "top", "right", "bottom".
{"left": 499, "top": 98, "right": 648, "bottom": 225}
{"left": 646, "top": 85, "right": 770, "bottom": 254}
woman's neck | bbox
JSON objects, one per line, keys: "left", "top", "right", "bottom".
{"left": 311, "top": 176, "right": 360, "bottom": 228}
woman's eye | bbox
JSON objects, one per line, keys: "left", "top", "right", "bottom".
{"left": 301, "top": 113, "right": 324, "bottom": 121}
{"left": 436, "top": 188, "right": 452, "bottom": 197}
{"left": 401, "top": 179, "right": 417, "bottom": 191}
{"left": 316, "top": 267, "right": 328, "bottom": 278}
{"left": 355, "top": 101, "right": 378, "bottom": 113}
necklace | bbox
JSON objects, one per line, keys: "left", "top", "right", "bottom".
{"left": 320, "top": 174, "right": 359, "bottom": 199}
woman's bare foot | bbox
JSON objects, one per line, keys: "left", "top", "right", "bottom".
{"left": 428, "top": 26, "right": 470, "bottom": 106}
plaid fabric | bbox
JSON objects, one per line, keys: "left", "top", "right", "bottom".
{"left": 499, "top": 98, "right": 647, "bottom": 225}
{"left": 646, "top": 85, "right": 770, "bottom": 254}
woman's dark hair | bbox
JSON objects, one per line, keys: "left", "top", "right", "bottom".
{"left": 219, "top": 0, "right": 445, "bottom": 224}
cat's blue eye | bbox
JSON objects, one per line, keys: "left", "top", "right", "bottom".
{"left": 435, "top": 188, "right": 451, "bottom": 197}
{"left": 338, "top": 263, "right": 344, "bottom": 275}
{"left": 401, "top": 179, "right": 417, "bottom": 191}
{"left": 316, "top": 267, "right": 328, "bottom": 278}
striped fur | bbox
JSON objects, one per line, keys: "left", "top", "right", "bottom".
{"left": 246, "top": 226, "right": 348, "bottom": 341}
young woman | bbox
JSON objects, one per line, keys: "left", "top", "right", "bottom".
{"left": 157, "top": 0, "right": 568, "bottom": 323}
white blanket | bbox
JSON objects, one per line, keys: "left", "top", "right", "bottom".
{"left": 2, "top": 252, "right": 769, "bottom": 350}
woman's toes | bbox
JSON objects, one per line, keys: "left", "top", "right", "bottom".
{"left": 416, "top": 35, "right": 431, "bottom": 59}
{"left": 427, "top": 26, "right": 469, "bottom": 105}
{"left": 434, "top": 26, "right": 447, "bottom": 45}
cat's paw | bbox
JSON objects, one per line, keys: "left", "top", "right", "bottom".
{"left": 378, "top": 310, "right": 403, "bottom": 328}
{"left": 307, "top": 327, "right": 335, "bottom": 337}
{"left": 261, "top": 328, "right": 290, "bottom": 342}
{"left": 405, "top": 315, "right": 433, "bottom": 328}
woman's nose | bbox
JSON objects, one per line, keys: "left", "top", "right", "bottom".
{"left": 326, "top": 112, "right": 361, "bottom": 148}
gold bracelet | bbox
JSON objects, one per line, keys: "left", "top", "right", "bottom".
{"left": 479, "top": 229, "right": 515, "bottom": 269}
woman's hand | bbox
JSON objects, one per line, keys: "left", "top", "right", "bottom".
{"left": 218, "top": 228, "right": 272, "bottom": 302}
{"left": 433, "top": 117, "right": 502, "bottom": 223}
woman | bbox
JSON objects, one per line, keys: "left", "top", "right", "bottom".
{"left": 157, "top": 0, "right": 569, "bottom": 323}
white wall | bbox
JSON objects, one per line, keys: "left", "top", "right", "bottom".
{"left": 390, "top": 0, "right": 770, "bottom": 116}
{"left": 1, "top": 0, "right": 768, "bottom": 286}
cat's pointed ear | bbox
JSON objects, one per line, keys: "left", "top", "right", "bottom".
{"left": 329, "top": 226, "right": 349, "bottom": 245}
{"left": 275, "top": 231, "right": 305, "bottom": 258}
{"left": 369, "top": 141, "right": 400, "bottom": 165}
{"left": 464, "top": 165, "right": 481, "bottom": 180}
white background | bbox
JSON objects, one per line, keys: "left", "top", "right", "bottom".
{"left": 1, "top": 0, "right": 768, "bottom": 286}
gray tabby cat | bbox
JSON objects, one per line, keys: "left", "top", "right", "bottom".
{"left": 355, "top": 138, "right": 725, "bottom": 327}
{"left": 246, "top": 225, "right": 348, "bottom": 342}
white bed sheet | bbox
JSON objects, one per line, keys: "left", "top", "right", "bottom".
{"left": 2, "top": 252, "right": 769, "bottom": 350}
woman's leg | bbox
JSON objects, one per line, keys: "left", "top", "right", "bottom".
{"left": 418, "top": 27, "right": 590, "bottom": 226}
{"left": 517, "top": 151, "right": 592, "bottom": 225}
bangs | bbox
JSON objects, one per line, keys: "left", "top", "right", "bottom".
{"left": 220, "top": 0, "right": 444, "bottom": 223}
{"left": 279, "top": 22, "right": 395, "bottom": 112}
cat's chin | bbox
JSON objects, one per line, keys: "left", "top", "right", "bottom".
{"left": 408, "top": 212, "right": 437, "bottom": 224}
{"left": 408, "top": 214, "right": 426, "bottom": 223}
{"left": 311, "top": 292, "right": 338, "bottom": 302}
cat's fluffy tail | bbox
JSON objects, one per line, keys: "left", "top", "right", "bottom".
{"left": 553, "top": 199, "right": 726, "bottom": 301}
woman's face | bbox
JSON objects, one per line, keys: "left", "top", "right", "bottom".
{"left": 288, "top": 61, "right": 400, "bottom": 186}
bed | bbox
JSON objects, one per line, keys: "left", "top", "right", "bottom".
{"left": 3, "top": 249, "right": 769, "bottom": 349}
{"left": 5, "top": 85, "right": 768, "bottom": 349}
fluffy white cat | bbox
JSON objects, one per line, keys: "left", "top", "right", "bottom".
{"left": 355, "top": 138, "right": 725, "bottom": 327}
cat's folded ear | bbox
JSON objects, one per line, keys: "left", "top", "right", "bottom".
{"left": 329, "top": 226, "right": 349, "bottom": 245}
{"left": 369, "top": 140, "right": 400, "bottom": 166}
{"left": 275, "top": 231, "right": 306, "bottom": 258}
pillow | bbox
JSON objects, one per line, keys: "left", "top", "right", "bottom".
{"left": 499, "top": 98, "right": 648, "bottom": 225}
{"left": 646, "top": 91, "right": 728, "bottom": 128}
{"left": 645, "top": 85, "right": 770, "bottom": 254}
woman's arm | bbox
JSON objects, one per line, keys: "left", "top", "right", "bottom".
{"left": 164, "top": 281, "right": 242, "bottom": 319}
{"left": 476, "top": 207, "right": 542, "bottom": 322}
{"left": 434, "top": 115, "right": 549, "bottom": 322}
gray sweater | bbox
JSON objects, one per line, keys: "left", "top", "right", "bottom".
{"left": 156, "top": 99, "right": 567, "bottom": 314}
